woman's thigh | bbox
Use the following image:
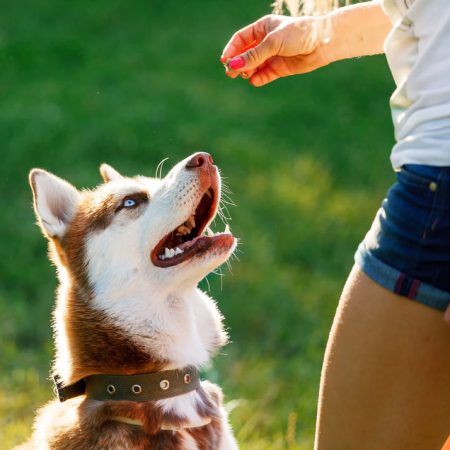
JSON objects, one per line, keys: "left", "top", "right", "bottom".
{"left": 315, "top": 266, "right": 450, "bottom": 450}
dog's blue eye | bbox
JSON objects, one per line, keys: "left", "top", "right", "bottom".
{"left": 117, "top": 193, "right": 148, "bottom": 212}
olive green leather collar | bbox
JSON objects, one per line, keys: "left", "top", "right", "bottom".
{"left": 53, "top": 366, "right": 200, "bottom": 403}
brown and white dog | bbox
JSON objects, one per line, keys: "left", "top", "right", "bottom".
{"left": 22, "top": 153, "right": 238, "bottom": 449}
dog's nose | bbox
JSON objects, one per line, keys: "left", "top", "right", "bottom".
{"left": 185, "top": 152, "right": 213, "bottom": 169}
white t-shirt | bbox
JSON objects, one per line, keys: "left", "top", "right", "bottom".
{"left": 382, "top": 0, "right": 450, "bottom": 168}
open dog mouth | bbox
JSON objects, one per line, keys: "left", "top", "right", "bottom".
{"left": 150, "top": 186, "right": 233, "bottom": 268}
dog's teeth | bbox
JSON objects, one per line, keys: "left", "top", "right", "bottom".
{"left": 177, "top": 225, "right": 190, "bottom": 235}
{"left": 187, "top": 216, "right": 196, "bottom": 229}
{"left": 205, "top": 189, "right": 212, "bottom": 199}
{"left": 224, "top": 224, "right": 230, "bottom": 234}
{"left": 161, "top": 248, "right": 180, "bottom": 260}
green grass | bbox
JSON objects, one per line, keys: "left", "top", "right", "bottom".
{"left": 0, "top": 0, "right": 395, "bottom": 447}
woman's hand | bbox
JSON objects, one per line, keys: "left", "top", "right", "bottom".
{"left": 221, "top": 2, "right": 392, "bottom": 87}
{"left": 221, "top": 14, "right": 333, "bottom": 87}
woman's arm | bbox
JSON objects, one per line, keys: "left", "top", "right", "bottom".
{"left": 328, "top": 0, "right": 392, "bottom": 61}
{"left": 221, "top": 0, "right": 392, "bottom": 87}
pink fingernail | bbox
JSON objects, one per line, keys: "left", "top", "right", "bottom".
{"left": 228, "top": 56, "right": 245, "bottom": 70}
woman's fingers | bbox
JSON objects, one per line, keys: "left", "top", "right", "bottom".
{"left": 225, "top": 70, "right": 240, "bottom": 79}
{"left": 226, "top": 33, "right": 279, "bottom": 74}
{"left": 221, "top": 21, "right": 264, "bottom": 63}
{"left": 225, "top": 68, "right": 257, "bottom": 80}
{"left": 248, "top": 51, "right": 333, "bottom": 86}
{"left": 221, "top": 15, "right": 279, "bottom": 63}
{"left": 249, "top": 56, "right": 285, "bottom": 87}
{"left": 240, "top": 68, "right": 257, "bottom": 79}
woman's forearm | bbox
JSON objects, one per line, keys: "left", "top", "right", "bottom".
{"left": 326, "top": 0, "right": 392, "bottom": 62}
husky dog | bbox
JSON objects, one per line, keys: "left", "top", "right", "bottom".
{"left": 22, "top": 153, "right": 238, "bottom": 449}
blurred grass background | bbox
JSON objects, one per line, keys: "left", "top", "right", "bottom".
{"left": 0, "top": 0, "right": 396, "bottom": 448}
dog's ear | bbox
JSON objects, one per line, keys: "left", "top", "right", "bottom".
{"left": 99, "top": 163, "right": 123, "bottom": 183}
{"left": 29, "top": 169, "right": 81, "bottom": 239}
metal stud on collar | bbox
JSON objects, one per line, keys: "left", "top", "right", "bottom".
{"left": 131, "top": 384, "right": 142, "bottom": 395}
{"left": 160, "top": 379, "right": 170, "bottom": 390}
{"left": 107, "top": 384, "right": 116, "bottom": 395}
{"left": 184, "top": 373, "right": 191, "bottom": 384}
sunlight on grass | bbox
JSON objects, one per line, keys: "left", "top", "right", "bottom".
{"left": 0, "top": 360, "right": 51, "bottom": 448}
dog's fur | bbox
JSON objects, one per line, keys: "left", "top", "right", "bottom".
{"left": 21, "top": 153, "right": 238, "bottom": 449}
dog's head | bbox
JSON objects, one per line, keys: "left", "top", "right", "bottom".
{"left": 30, "top": 153, "right": 236, "bottom": 301}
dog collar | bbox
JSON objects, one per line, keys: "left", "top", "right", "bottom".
{"left": 53, "top": 366, "right": 200, "bottom": 403}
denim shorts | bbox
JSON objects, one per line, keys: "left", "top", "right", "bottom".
{"left": 355, "top": 164, "right": 450, "bottom": 312}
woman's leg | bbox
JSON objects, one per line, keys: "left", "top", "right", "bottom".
{"left": 314, "top": 266, "right": 450, "bottom": 450}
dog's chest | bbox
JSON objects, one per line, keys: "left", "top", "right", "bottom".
{"left": 157, "top": 294, "right": 220, "bottom": 366}
{"left": 98, "top": 291, "right": 221, "bottom": 368}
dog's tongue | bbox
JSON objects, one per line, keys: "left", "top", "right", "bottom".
{"left": 178, "top": 224, "right": 231, "bottom": 252}
{"left": 178, "top": 235, "right": 212, "bottom": 252}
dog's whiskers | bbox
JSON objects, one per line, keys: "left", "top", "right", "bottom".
{"left": 204, "top": 274, "right": 211, "bottom": 291}
{"left": 155, "top": 157, "right": 170, "bottom": 179}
